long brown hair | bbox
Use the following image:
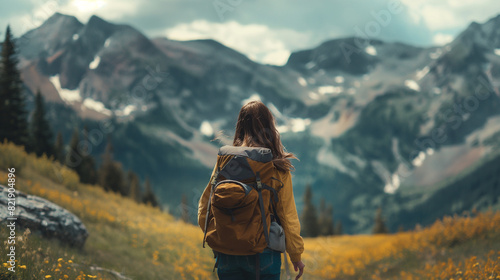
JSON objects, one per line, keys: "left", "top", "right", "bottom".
{"left": 233, "top": 101, "right": 297, "bottom": 172}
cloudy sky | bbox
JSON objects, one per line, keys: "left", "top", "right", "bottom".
{"left": 1, "top": 0, "right": 500, "bottom": 65}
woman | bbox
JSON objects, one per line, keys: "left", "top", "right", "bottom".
{"left": 198, "top": 101, "right": 305, "bottom": 280}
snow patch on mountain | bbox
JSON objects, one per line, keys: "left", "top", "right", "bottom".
{"left": 241, "top": 93, "right": 261, "bottom": 105}
{"left": 384, "top": 173, "right": 400, "bottom": 194}
{"left": 50, "top": 75, "right": 81, "bottom": 103}
{"left": 123, "top": 105, "right": 136, "bottom": 115}
{"left": 429, "top": 49, "right": 442, "bottom": 59}
{"left": 308, "top": 91, "right": 320, "bottom": 100}
{"left": 200, "top": 121, "right": 214, "bottom": 136}
{"left": 289, "top": 118, "right": 311, "bottom": 132}
{"left": 412, "top": 151, "right": 426, "bottom": 167}
{"left": 495, "top": 49, "right": 500, "bottom": 56}
{"left": 416, "top": 66, "right": 430, "bottom": 80}
{"left": 371, "top": 161, "right": 400, "bottom": 194}
{"left": 317, "top": 144, "right": 353, "bottom": 176}
{"left": 104, "top": 38, "right": 111, "bottom": 48}
{"left": 335, "top": 76, "right": 344, "bottom": 83}
{"left": 365, "top": 45, "right": 377, "bottom": 56}
{"left": 411, "top": 148, "right": 434, "bottom": 167}
{"left": 148, "top": 127, "right": 218, "bottom": 168}
{"left": 297, "top": 76, "right": 307, "bottom": 86}
{"left": 305, "top": 61, "right": 316, "bottom": 69}
{"left": 311, "top": 109, "right": 360, "bottom": 140}
{"left": 116, "top": 104, "right": 137, "bottom": 116}
{"left": 402, "top": 145, "right": 483, "bottom": 190}
{"left": 82, "top": 98, "right": 111, "bottom": 116}
{"left": 269, "top": 103, "right": 311, "bottom": 133}
{"left": 89, "top": 56, "right": 101, "bottom": 69}
{"left": 404, "top": 80, "right": 421, "bottom": 91}
{"left": 72, "top": 34, "right": 79, "bottom": 41}
{"left": 267, "top": 103, "right": 283, "bottom": 119}
{"left": 318, "top": 85, "right": 343, "bottom": 95}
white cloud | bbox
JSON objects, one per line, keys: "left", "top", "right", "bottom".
{"left": 432, "top": 33, "right": 454, "bottom": 45}
{"left": 57, "top": 0, "right": 140, "bottom": 22}
{"left": 164, "top": 20, "right": 311, "bottom": 66}
{"left": 400, "top": 0, "right": 500, "bottom": 31}
{"left": 4, "top": 0, "right": 500, "bottom": 67}
{"left": 261, "top": 49, "right": 291, "bottom": 66}
{"left": 9, "top": 0, "right": 139, "bottom": 36}
{"left": 420, "top": 5, "right": 461, "bottom": 30}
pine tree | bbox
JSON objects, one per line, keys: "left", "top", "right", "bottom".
{"left": 324, "top": 205, "right": 335, "bottom": 236}
{"left": 126, "top": 170, "right": 142, "bottom": 203}
{"left": 142, "top": 177, "right": 159, "bottom": 208}
{"left": 79, "top": 126, "right": 97, "bottom": 184}
{"left": 180, "top": 194, "right": 190, "bottom": 223}
{"left": 336, "top": 220, "right": 343, "bottom": 235}
{"left": 98, "top": 137, "right": 124, "bottom": 194}
{"left": 318, "top": 199, "right": 335, "bottom": 236}
{"left": 29, "top": 90, "right": 54, "bottom": 157}
{"left": 111, "top": 161, "right": 125, "bottom": 195}
{"left": 301, "top": 184, "right": 319, "bottom": 237}
{"left": 318, "top": 199, "right": 326, "bottom": 224}
{"left": 65, "top": 129, "right": 82, "bottom": 173}
{"left": 0, "top": 26, "right": 29, "bottom": 147}
{"left": 98, "top": 137, "right": 112, "bottom": 192}
{"left": 54, "top": 131, "right": 65, "bottom": 163}
{"left": 372, "top": 207, "right": 389, "bottom": 234}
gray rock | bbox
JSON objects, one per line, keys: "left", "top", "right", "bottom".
{"left": 0, "top": 184, "right": 88, "bottom": 248}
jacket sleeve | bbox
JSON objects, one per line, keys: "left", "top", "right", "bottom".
{"left": 198, "top": 165, "right": 217, "bottom": 230}
{"left": 275, "top": 170, "right": 304, "bottom": 262}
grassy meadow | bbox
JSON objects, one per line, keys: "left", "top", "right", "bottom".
{"left": 1, "top": 141, "right": 499, "bottom": 280}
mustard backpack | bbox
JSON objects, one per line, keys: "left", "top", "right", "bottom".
{"left": 202, "top": 145, "right": 283, "bottom": 255}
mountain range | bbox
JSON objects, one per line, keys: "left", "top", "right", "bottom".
{"left": 11, "top": 12, "right": 500, "bottom": 233}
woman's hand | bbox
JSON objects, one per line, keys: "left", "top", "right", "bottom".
{"left": 292, "top": 261, "right": 305, "bottom": 279}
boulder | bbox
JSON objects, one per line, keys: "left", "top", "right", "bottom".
{"left": 0, "top": 184, "right": 88, "bottom": 248}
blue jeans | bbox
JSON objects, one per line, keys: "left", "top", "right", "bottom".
{"left": 217, "top": 249, "right": 281, "bottom": 280}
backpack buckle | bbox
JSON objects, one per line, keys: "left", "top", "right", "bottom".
{"left": 255, "top": 172, "right": 263, "bottom": 190}
{"left": 211, "top": 168, "right": 220, "bottom": 187}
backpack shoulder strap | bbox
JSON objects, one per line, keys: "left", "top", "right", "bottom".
{"left": 203, "top": 167, "right": 220, "bottom": 248}
{"left": 256, "top": 172, "right": 270, "bottom": 246}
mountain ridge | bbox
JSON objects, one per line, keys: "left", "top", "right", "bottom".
{"left": 12, "top": 12, "right": 500, "bottom": 233}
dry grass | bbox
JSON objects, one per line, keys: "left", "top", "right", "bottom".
{"left": 1, "top": 142, "right": 499, "bottom": 279}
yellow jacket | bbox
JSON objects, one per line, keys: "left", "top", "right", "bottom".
{"left": 197, "top": 165, "right": 304, "bottom": 262}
